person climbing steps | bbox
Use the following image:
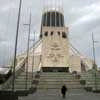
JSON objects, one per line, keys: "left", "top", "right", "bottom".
{"left": 61, "top": 85, "right": 68, "bottom": 99}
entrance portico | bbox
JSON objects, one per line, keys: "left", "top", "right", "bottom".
{"left": 42, "top": 67, "right": 69, "bottom": 72}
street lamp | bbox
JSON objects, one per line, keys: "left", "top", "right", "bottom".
{"left": 12, "top": 0, "right": 22, "bottom": 91}
{"left": 30, "top": 31, "right": 36, "bottom": 87}
{"left": 92, "top": 33, "right": 97, "bottom": 70}
{"left": 23, "top": 12, "right": 31, "bottom": 90}
{"left": 92, "top": 32, "right": 99, "bottom": 91}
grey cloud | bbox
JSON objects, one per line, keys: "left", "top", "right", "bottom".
{"left": 0, "top": 0, "right": 100, "bottom": 66}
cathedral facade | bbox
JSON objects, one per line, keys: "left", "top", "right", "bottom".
{"left": 17, "top": 7, "right": 93, "bottom": 73}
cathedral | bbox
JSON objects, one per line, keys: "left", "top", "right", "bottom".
{"left": 17, "top": 2, "right": 93, "bottom": 73}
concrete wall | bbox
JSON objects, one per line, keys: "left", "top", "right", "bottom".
{"left": 69, "top": 55, "right": 81, "bottom": 72}
{"left": 41, "top": 26, "right": 69, "bottom": 68}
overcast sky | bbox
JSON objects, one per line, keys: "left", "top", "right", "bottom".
{"left": 0, "top": 0, "right": 100, "bottom": 67}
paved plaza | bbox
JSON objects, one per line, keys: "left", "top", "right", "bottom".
{"left": 19, "top": 89, "right": 100, "bottom": 100}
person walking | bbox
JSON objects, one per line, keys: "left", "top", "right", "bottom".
{"left": 61, "top": 84, "right": 67, "bottom": 99}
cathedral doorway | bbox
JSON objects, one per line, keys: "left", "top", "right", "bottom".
{"left": 42, "top": 67, "right": 69, "bottom": 72}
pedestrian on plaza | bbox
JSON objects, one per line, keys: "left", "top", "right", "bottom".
{"left": 61, "top": 84, "right": 67, "bottom": 99}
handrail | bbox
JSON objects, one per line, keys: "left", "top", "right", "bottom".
{"left": 17, "top": 39, "right": 41, "bottom": 57}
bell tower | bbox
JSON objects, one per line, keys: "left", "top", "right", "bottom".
{"left": 40, "top": 0, "right": 69, "bottom": 72}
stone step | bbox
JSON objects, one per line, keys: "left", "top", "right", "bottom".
{"left": 40, "top": 76, "right": 75, "bottom": 78}
{"left": 39, "top": 78, "right": 76, "bottom": 80}
{"left": 39, "top": 82, "right": 80, "bottom": 85}
{"left": 39, "top": 79, "right": 78, "bottom": 82}
{"left": 15, "top": 78, "right": 32, "bottom": 81}
{"left": 16, "top": 74, "right": 32, "bottom": 77}
{"left": 40, "top": 77, "right": 76, "bottom": 79}
{"left": 81, "top": 76, "right": 100, "bottom": 78}
{"left": 39, "top": 80, "right": 77, "bottom": 83}
{"left": 38, "top": 80, "right": 80, "bottom": 84}
{"left": 14, "top": 81, "right": 32, "bottom": 85}
{"left": 16, "top": 77, "right": 33, "bottom": 80}
{"left": 38, "top": 84, "right": 81, "bottom": 87}
{"left": 9, "top": 82, "right": 32, "bottom": 86}
{"left": 38, "top": 84, "right": 82, "bottom": 87}
{"left": 39, "top": 80, "right": 80, "bottom": 82}
{"left": 8, "top": 84, "right": 32, "bottom": 89}
{"left": 40, "top": 73, "right": 75, "bottom": 76}
{"left": 41, "top": 72, "right": 71, "bottom": 74}
{"left": 40, "top": 73, "right": 73, "bottom": 76}
{"left": 17, "top": 74, "right": 33, "bottom": 77}
{"left": 7, "top": 88, "right": 31, "bottom": 91}
{"left": 37, "top": 85, "right": 82, "bottom": 89}
{"left": 86, "top": 81, "right": 100, "bottom": 83}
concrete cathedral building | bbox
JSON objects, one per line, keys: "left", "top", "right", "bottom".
{"left": 17, "top": 5, "right": 93, "bottom": 73}
{"left": 1, "top": 1, "right": 100, "bottom": 100}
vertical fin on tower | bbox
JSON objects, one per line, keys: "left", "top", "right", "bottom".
{"left": 41, "top": 0, "right": 64, "bottom": 27}
{"left": 40, "top": 0, "right": 65, "bottom": 38}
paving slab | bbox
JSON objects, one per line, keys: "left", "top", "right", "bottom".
{"left": 19, "top": 89, "right": 100, "bottom": 100}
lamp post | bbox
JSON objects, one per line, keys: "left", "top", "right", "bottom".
{"left": 92, "top": 33, "right": 98, "bottom": 91}
{"left": 31, "top": 31, "right": 36, "bottom": 86}
{"left": 12, "top": 0, "right": 22, "bottom": 91}
{"left": 92, "top": 33, "right": 97, "bottom": 70}
{"left": 23, "top": 12, "right": 31, "bottom": 90}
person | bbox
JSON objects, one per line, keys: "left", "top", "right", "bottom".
{"left": 61, "top": 85, "right": 67, "bottom": 99}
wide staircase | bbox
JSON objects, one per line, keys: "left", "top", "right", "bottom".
{"left": 37, "top": 72, "right": 82, "bottom": 90}
{"left": 19, "top": 72, "right": 83, "bottom": 100}
{"left": 81, "top": 69, "right": 100, "bottom": 91}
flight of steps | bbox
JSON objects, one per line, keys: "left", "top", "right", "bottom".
{"left": 0, "top": 70, "right": 40, "bottom": 100}
{"left": 81, "top": 70, "right": 100, "bottom": 91}
{"left": 37, "top": 72, "right": 83, "bottom": 90}
{"left": 6, "top": 72, "right": 33, "bottom": 91}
